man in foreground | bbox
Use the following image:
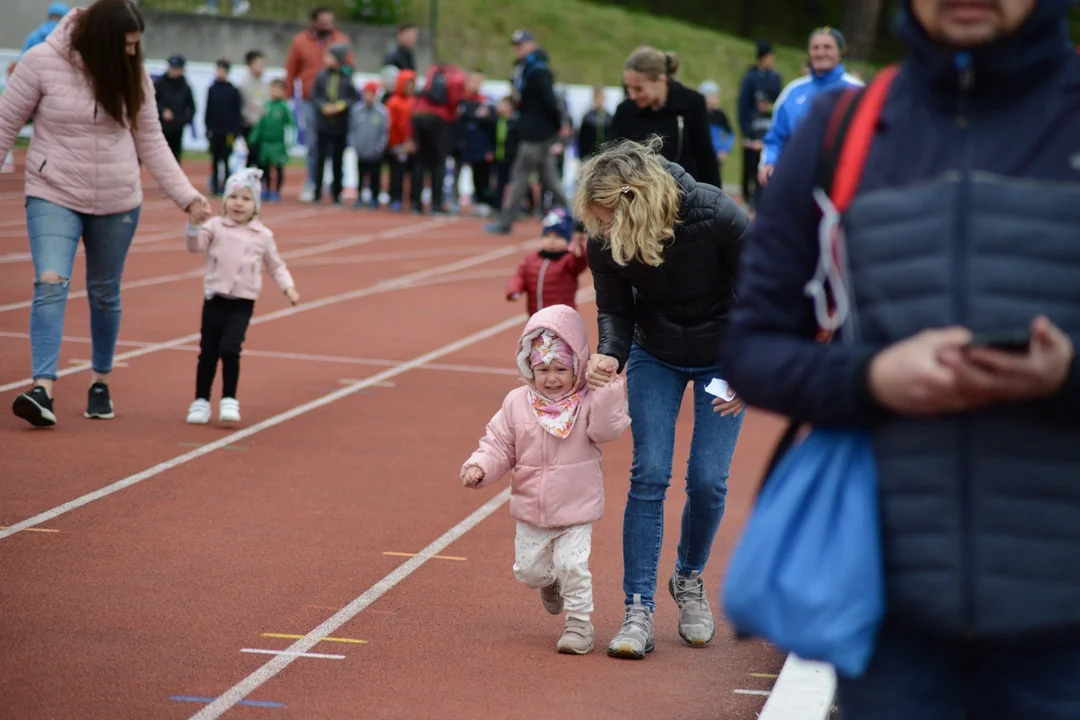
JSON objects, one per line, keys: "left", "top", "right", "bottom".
{"left": 723, "top": 0, "right": 1080, "bottom": 717}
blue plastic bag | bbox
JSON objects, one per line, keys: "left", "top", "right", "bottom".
{"left": 722, "top": 428, "right": 883, "bottom": 678}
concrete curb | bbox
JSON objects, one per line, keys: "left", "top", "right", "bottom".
{"left": 759, "top": 655, "right": 837, "bottom": 720}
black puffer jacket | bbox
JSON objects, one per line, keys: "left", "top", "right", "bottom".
{"left": 588, "top": 161, "right": 749, "bottom": 371}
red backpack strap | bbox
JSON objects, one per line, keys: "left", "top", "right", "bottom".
{"left": 818, "top": 63, "right": 901, "bottom": 213}
{"left": 812, "top": 64, "right": 899, "bottom": 344}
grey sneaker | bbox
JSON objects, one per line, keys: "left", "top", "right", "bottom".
{"left": 668, "top": 569, "right": 716, "bottom": 646}
{"left": 539, "top": 581, "right": 563, "bottom": 615}
{"left": 556, "top": 617, "right": 594, "bottom": 655}
{"left": 606, "top": 595, "right": 654, "bottom": 659}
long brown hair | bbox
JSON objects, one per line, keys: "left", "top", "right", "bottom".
{"left": 69, "top": 0, "right": 146, "bottom": 130}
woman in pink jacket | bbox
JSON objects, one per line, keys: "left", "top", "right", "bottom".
{"left": 0, "top": 0, "right": 211, "bottom": 428}
{"left": 461, "top": 304, "right": 631, "bottom": 656}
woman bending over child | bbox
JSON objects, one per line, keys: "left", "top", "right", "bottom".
{"left": 461, "top": 304, "right": 631, "bottom": 654}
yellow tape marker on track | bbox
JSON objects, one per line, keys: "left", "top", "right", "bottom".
{"left": 261, "top": 633, "right": 367, "bottom": 644}
{"left": 750, "top": 673, "right": 780, "bottom": 679}
{"left": 0, "top": 525, "right": 59, "bottom": 533}
{"left": 382, "top": 551, "right": 466, "bottom": 561}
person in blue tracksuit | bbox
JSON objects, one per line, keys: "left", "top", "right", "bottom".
{"left": 723, "top": 0, "right": 1080, "bottom": 717}
{"left": 697, "top": 81, "right": 735, "bottom": 177}
{"left": 20, "top": 2, "right": 68, "bottom": 56}
{"left": 758, "top": 27, "right": 862, "bottom": 187}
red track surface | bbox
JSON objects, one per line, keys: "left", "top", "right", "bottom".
{"left": 0, "top": 151, "right": 786, "bottom": 719}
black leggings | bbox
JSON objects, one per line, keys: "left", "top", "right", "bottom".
{"left": 196, "top": 295, "right": 255, "bottom": 400}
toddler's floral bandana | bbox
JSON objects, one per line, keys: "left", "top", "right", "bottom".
{"left": 526, "top": 329, "right": 583, "bottom": 438}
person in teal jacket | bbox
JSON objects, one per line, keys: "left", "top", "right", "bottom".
{"left": 20, "top": 3, "right": 69, "bottom": 56}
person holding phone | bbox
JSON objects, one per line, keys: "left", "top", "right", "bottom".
{"left": 721, "top": 0, "right": 1080, "bottom": 717}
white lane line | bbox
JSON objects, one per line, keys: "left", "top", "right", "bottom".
{"left": 0, "top": 332, "right": 522, "bottom": 376}
{"left": 758, "top": 655, "right": 836, "bottom": 720}
{"left": 187, "top": 486, "right": 514, "bottom": 719}
{"left": 734, "top": 689, "right": 772, "bottom": 696}
{"left": 239, "top": 649, "right": 345, "bottom": 660}
{"left": 0, "top": 243, "right": 517, "bottom": 394}
{"left": 0, "top": 309, "right": 530, "bottom": 539}
{"left": 0, "top": 206, "right": 326, "bottom": 264}
{"left": 0, "top": 217, "right": 455, "bottom": 313}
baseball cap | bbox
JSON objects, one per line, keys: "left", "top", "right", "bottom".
{"left": 167, "top": 54, "right": 186, "bottom": 68}
{"left": 511, "top": 30, "right": 534, "bottom": 45}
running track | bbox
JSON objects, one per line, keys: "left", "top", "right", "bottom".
{"left": 0, "top": 151, "right": 788, "bottom": 719}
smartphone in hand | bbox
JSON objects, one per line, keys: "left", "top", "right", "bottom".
{"left": 966, "top": 330, "right": 1031, "bottom": 354}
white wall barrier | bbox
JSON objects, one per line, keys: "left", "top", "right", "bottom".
{"left": 2, "top": 49, "right": 627, "bottom": 202}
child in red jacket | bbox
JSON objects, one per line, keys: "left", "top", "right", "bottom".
{"left": 507, "top": 208, "right": 589, "bottom": 316}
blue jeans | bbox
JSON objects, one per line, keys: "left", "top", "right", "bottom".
{"left": 837, "top": 621, "right": 1080, "bottom": 719}
{"left": 623, "top": 342, "right": 745, "bottom": 609}
{"left": 26, "top": 197, "right": 140, "bottom": 381}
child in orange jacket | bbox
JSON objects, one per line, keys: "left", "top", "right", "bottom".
{"left": 384, "top": 69, "right": 416, "bottom": 211}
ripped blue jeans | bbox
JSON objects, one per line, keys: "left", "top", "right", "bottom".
{"left": 26, "top": 197, "right": 140, "bottom": 381}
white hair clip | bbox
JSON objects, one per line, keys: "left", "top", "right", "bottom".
{"left": 621, "top": 185, "right": 631, "bottom": 194}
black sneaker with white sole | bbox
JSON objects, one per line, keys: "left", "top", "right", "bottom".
{"left": 85, "top": 382, "right": 115, "bottom": 419}
{"left": 12, "top": 386, "right": 57, "bottom": 427}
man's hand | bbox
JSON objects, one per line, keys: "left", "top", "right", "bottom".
{"left": 162, "top": 108, "right": 174, "bottom": 122}
{"left": 868, "top": 327, "right": 982, "bottom": 415}
{"left": 586, "top": 354, "right": 618, "bottom": 390}
{"left": 941, "top": 315, "right": 1075, "bottom": 404}
{"left": 757, "top": 163, "right": 774, "bottom": 186}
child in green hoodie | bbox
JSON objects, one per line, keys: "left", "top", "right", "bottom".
{"left": 247, "top": 78, "right": 294, "bottom": 202}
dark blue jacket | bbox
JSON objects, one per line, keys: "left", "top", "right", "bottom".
{"left": 204, "top": 79, "right": 243, "bottom": 138}
{"left": 723, "top": 0, "right": 1080, "bottom": 639}
{"left": 736, "top": 65, "right": 781, "bottom": 136}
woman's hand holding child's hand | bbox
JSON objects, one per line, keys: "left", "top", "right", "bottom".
{"left": 285, "top": 288, "right": 301, "bottom": 305}
{"left": 462, "top": 466, "right": 485, "bottom": 487}
{"left": 587, "top": 354, "right": 619, "bottom": 390}
{"left": 186, "top": 195, "right": 212, "bottom": 225}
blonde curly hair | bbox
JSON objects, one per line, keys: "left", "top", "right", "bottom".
{"left": 573, "top": 136, "right": 682, "bottom": 267}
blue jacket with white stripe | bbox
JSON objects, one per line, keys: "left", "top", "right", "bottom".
{"left": 760, "top": 64, "right": 863, "bottom": 168}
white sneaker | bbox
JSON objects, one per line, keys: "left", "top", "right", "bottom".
{"left": 219, "top": 397, "right": 240, "bottom": 423}
{"left": 186, "top": 398, "right": 211, "bottom": 424}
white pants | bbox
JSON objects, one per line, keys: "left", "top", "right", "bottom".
{"left": 513, "top": 521, "right": 593, "bottom": 621}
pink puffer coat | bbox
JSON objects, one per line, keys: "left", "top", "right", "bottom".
{"left": 0, "top": 10, "right": 199, "bottom": 216}
{"left": 462, "top": 305, "right": 632, "bottom": 529}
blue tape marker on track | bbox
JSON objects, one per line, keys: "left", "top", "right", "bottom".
{"left": 171, "top": 696, "right": 285, "bottom": 708}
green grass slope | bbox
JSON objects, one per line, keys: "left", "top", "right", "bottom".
{"left": 144, "top": 0, "right": 877, "bottom": 184}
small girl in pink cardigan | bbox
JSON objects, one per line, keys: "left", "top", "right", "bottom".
{"left": 184, "top": 168, "right": 300, "bottom": 425}
{"left": 461, "top": 304, "right": 631, "bottom": 655}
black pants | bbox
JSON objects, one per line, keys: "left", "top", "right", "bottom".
{"left": 410, "top": 113, "right": 452, "bottom": 211}
{"left": 164, "top": 129, "right": 183, "bottom": 161}
{"left": 241, "top": 124, "right": 259, "bottom": 169}
{"left": 209, "top": 132, "right": 233, "bottom": 194}
{"left": 357, "top": 159, "right": 381, "bottom": 202}
{"left": 469, "top": 161, "right": 493, "bottom": 207}
{"left": 388, "top": 154, "right": 410, "bottom": 204}
{"left": 742, "top": 145, "right": 761, "bottom": 209}
{"left": 315, "top": 132, "right": 347, "bottom": 201}
{"left": 264, "top": 164, "right": 285, "bottom": 194}
{"left": 493, "top": 161, "right": 511, "bottom": 211}
{"left": 196, "top": 295, "right": 255, "bottom": 401}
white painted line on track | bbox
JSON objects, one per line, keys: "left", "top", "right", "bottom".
{"left": 0, "top": 206, "right": 326, "bottom": 264}
{"left": 734, "top": 689, "right": 772, "bottom": 696}
{"left": 0, "top": 302, "right": 544, "bottom": 539}
{"left": 0, "top": 331, "right": 523, "bottom": 376}
{"left": 239, "top": 649, "right": 345, "bottom": 660}
{"left": 758, "top": 655, "right": 837, "bottom": 720}
{"left": 0, "top": 242, "right": 517, "bottom": 394}
{"left": 0, "top": 217, "right": 456, "bottom": 313}
{"left": 188, "top": 486, "right": 514, "bottom": 719}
